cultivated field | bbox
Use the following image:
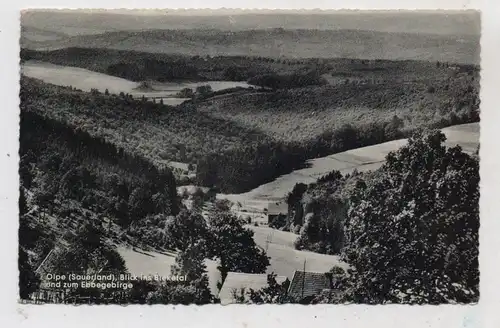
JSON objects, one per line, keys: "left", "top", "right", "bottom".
{"left": 219, "top": 123, "right": 479, "bottom": 209}
{"left": 22, "top": 61, "right": 139, "bottom": 94}
{"left": 22, "top": 60, "right": 256, "bottom": 106}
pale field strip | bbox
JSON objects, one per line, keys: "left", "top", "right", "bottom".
{"left": 218, "top": 122, "right": 479, "bottom": 209}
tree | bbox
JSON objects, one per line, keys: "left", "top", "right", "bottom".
{"left": 19, "top": 153, "right": 34, "bottom": 189}
{"left": 223, "top": 66, "right": 246, "bottom": 81}
{"left": 294, "top": 197, "right": 347, "bottom": 254}
{"left": 207, "top": 212, "right": 270, "bottom": 287}
{"left": 104, "top": 88, "right": 110, "bottom": 96}
{"left": 145, "top": 242, "right": 213, "bottom": 305}
{"left": 384, "top": 115, "right": 404, "bottom": 140}
{"left": 146, "top": 281, "right": 211, "bottom": 305}
{"left": 211, "top": 199, "right": 232, "bottom": 213}
{"left": 195, "top": 85, "right": 213, "bottom": 96}
{"left": 165, "top": 210, "right": 209, "bottom": 251}
{"left": 44, "top": 222, "right": 128, "bottom": 302}
{"left": 50, "top": 223, "right": 127, "bottom": 275}
{"left": 126, "top": 280, "right": 157, "bottom": 304}
{"left": 170, "top": 240, "right": 213, "bottom": 304}
{"left": 191, "top": 189, "right": 205, "bottom": 213}
{"left": 128, "top": 185, "right": 153, "bottom": 220}
{"left": 248, "top": 273, "right": 291, "bottom": 304}
{"left": 177, "top": 88, "right": 194, "bottom": 98}
{"left": 341, "top": 130, "right": 479, "bottom": 304}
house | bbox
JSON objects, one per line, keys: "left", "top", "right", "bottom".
{"left": 218, "top": 272, "right": 288, "bottom": 305}
{"left": 218, "top": 270, "right": 341, "bottom": 305}
{"left": 287, "top": 270, "right": 334, "bottom": 303}
{"left": 265, "top": 201, "right": 288, "bottom": 225}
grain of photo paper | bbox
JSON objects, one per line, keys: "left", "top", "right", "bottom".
{"left": 1, "top": 0, "right": 499, "bottom": 327}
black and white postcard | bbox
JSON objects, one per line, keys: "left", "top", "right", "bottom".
{"left": 13, "top": 6, "right": 487, "bottom": 311}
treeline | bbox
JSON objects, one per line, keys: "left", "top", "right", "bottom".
{"left": 196, "top": 118, "right": 405, "bottom": 193}
{"left": 247, "top": 70, "right": 327, "bottom": 90}
{"left": 107, "top": 59, "right": 200, "bottom": 82}
{"left": 20, "top": 48, "right": 319, "bottom": 83}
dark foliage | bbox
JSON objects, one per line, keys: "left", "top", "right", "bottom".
{"left": 248, "top": 71, "right": 327, "bottom": 90}
{"left": 339, "top": 130, "right": 479, "bottom": 304}
{"left": 207, "top": 212, "right": 270, "bottom": 288}
{"left": 107, "top": 59, "right": 199, "bottom": 82}
{"left": 20, "top": 109, "right": 179, "bottom": 226}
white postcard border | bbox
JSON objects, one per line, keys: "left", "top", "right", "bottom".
{"left": 1, "top": 1, "right": 499, "bottom": 327}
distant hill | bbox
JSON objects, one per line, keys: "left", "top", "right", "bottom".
{"left": 21, "top": 10, "right": 480, "bottom": 36}
{"left": 21, "top": 26, "right": 69, "bottom": 43}
{"left": 21, "top": 28, "right": 480, "bottom": 64}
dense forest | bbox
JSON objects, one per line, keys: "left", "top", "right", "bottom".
{"left": 18, "top": 109, "right": 271, "bottom": 304}
{"left": 19, "top": 109, "right": 180, "bottom": 229}
{"left": 22, "top": 47, "right": 479, "bottom": 87}
{"left": 197, "top": 64, "right": 480, "bottom": 142}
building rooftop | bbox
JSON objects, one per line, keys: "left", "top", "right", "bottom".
{"left": 287, "top": 270, "right": 332, "bottom": 301}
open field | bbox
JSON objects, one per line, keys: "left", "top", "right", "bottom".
{"left": 219, "top": 123, "right": 479, "bottom": 211}
{"left": 22, "top": 60, "right": 257, "bottom": 105}
{"left": 249, "top": 225, "right": 349, "bottom": 277}
{"left": 115, "top": 224, "right": 349, "bottom": 296}
{"left": 22, "top": 61, "right": 139, "bottom": 94}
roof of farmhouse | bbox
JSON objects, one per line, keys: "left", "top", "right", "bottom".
{"left": 287, "top": 270, "right": 332, "bottom": 300}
